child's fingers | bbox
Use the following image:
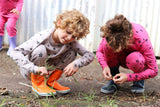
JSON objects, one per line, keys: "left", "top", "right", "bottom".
{"left": 39, "top": 71, "right": 46, "bottom": 76}
{"left": 10, "top": 9, "right": 19, "bottom": 15}
{"left": 10, "top": 10, "right": 13, "bottom": 12}
{"left": 64, "top": 68, "right": 68, "bottom": 74}
{"left": 10, "top": 9, "right": 16, "bottom": 13}
{"left": 113, "top": 74, "right": 120, "bottom": 80}
{"left": 70, "top": 70, "right": 76, "bottom": 76}
{"left": 113, "top": 78, "right": 120, "bottom": 84}
{"left": 68, "top": 70, "right": 74, "bottom": 76}
{"left": 66, "top": 69, "right": 75, "bottom": 76}
{"left": 108, "top": 72, "right": 112, "bottom": 78}
{"left": 64, "top": 67, "right": 71, "bottom": 76}
{"left": 103, "top": 72, "right": 112, "bottom": 80}
{"left": 38, "top": 69, "right": 49, "bottom": 76}
{"left": 103, "top": 74, "right": 112, "bottom": 80}
{"left": 113, "top": 75, "right": 124, "bottom": 84}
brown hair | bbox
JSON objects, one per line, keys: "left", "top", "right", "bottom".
{"left": 100, "top": 14, "right": 133, "bottom": 52}
{"left": 54, "top": 9, "right": 90, "bottom": 40}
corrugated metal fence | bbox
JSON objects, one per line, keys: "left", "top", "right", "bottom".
{"left": 3, "top": 0, "right": 160, "bottom": 56}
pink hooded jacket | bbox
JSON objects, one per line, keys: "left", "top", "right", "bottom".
{"left": 96, "top": 23, "right": 158, "bottom": 81}
{"left": 0, "top": 0, "right": 23, "bottom": 18}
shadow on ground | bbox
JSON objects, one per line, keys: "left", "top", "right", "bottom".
{"left": 0, "top": 49, "right": 160, "bottom": 107}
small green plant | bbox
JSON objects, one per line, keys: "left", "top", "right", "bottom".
{"left": 40, "top": 99, "right": 54, "bottom": 107}
{"left": 142, "top": 92, "right": 147, "bottom": 101}
{"left": 39, "top": 96, "right": 60, "bottom": 107}
{"left": 99, "top": 93, "right": 118, "bottom": 107}
{"left": 72, "top": 75, "right": 79, "bottom": 84}
{"left": 0, "top": 100, "right": 6, "bottom": 107}
{"left": 45, "top": 57, "right": 56, "bottom": 71}
{"left": 82, "top": 88, "right": 97, "bottom": 103}
{"left": 45, "top": 57, "right": 80, "bottom": 86}
{"left": 48, "top": 91, "right": 56, "bottom": 99}
{"left": 101, "top": 85, "right": 118, "bottom": 107}
{"left": 15, "top": 103, "right": 28, "bottom": 107}
{"left": 43, "top": 58, "right": 56, "bottom": 90}
{"left": 105, "top": 97, "right": 117, "bottom": 107}
{"left": 78, "top": 91, "right": 82, "bottom": 99}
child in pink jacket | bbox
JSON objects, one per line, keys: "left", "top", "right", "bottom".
{"left": 96, "top": 14, "right": 158, "bottom": 94}
{"left": 0, "top": 0, "right": 23, "bottom": 55}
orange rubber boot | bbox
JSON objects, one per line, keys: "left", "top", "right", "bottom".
{"left": 31, "top": 73, "right": 56, "bottom": 96}
{"left": 47, "top": 70, "right": 70, "bottom": 94}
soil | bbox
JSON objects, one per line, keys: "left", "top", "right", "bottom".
{"left": 0, "top": 48, "right": 160, "bottom": 107}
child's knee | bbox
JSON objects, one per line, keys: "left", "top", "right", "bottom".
{"left": 126, "top": 52, "right": 145, "bottom": 73}
{"left": 6, "top": 24, "right": 17, "bottom": 36}
{"left": 30, "top": 45, "right": 47, "bottom": 63}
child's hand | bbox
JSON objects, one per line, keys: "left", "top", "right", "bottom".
{"left": 102, "top": 66, "right": 112, "bottom": 80}
{"left": 64, "top": 62, "right": 79, "bottom": 77}
{"left": 36, "top": 67, "right": 49, "bottom": 77}
{"left": 10, "top": 9, "right": 19, "bottom": 15}
{"left": 113, "top": 73, "right": 127, "bottom": 84}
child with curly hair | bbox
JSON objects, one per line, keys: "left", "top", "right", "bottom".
{"left": 0, "top": 0, "right": 23, "bottom": 55}
{"left": 10, "top": 9, "right": 94, "bottom": 96}
{"left": 96, "top": 14, "right": 158, "bottom": 94}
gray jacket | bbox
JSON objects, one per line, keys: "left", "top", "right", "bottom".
{"left": 10, "top": 26, "right": 94, "bottom": 79}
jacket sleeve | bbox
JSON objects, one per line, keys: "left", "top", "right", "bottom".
{"left": 16, "top": 0, "right": 23, "bottom": 12}
{"left": 96, "top": 38, "right": 108, "bottom": 69}
{"left": 71, "top": 41, "right": 94, "bottom": 68}
{"left": 10, "top": 33, "right": 41, "bottom": 74}
{"left": 127, "top": 29, "right": 158, "bottom": 82}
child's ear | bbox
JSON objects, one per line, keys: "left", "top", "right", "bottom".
{"left": 57, "top": 20, "right": 61, "bottom": 26}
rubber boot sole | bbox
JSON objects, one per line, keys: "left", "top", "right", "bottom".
{"left": 56, "top": 89, "right": 71, "bottom": 94}
{"left": 131, "top": 89, "right": 145, "bottom": 94}
{"left": 101, "top": 88, "right": 115, "bottom": 94}
{"left": 32, "top": 87, "right": 56, "bottom": 96}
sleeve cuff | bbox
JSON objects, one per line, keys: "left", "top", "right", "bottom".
{"left": 33, "top": 66, "right": 39, "bottom": 74}
{"left": 127, "top": 73, "right": 132, "bottom": 82}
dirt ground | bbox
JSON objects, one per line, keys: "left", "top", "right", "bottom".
{"left": 0, "top": 48, "right": 160, "bottom": 107}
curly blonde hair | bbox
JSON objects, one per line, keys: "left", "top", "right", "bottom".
{"left": 100, "top": 14, "right": 133, "bottom": 52}
{"left": 54, "top": 9, "right": 90, "bottom": 40}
